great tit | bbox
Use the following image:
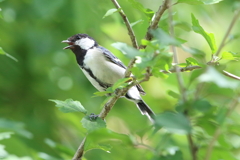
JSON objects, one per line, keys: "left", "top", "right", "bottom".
{"left": 62, "top": 34, "right": 155, "bottom": 122}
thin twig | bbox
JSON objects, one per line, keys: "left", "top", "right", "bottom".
{"left": 124, "top": 58, "right": 137, "bottom": 78}
{"left": 187, "top": 134, "right": 198, "bottom": 160}
{"left": 160, "top": 65, "right": 202, "bottom": 73}
{"left": 168, "top": 1, "right": 198, "bottom": 159}
{"left": 111, "top": 0, "right": 138, "bottom": 49}
{"left": 72, "top": 137, "right": 86, "bottom": 160}
{"left": 203, "top": 95, "right": 240, "bottom": 160}
{"left": 215, "top": 9, "right": 240, "bottom": 57}
{"left": 134, "top": 143, "right": 156, "bottom": 153}
{"left": 139, "top": 0, "right": 169, "bottom": 49}
{"left": 161, "top": 65, "right": 240, "bottom": 81}
{"left": 222, "top": 70, "right": 240, "bottom": 80}
{"left": 168, "top": 2, "right": 187, "bottom": 103}
{"left": 99, "top": 69, "right": 151, "bottom": 119}
{"left": 98, "top": 89, "right": 124, "bottom": 119}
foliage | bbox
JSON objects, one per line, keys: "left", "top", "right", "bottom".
{"left": 0, "top": 0, "right": 240, "bottom": 160}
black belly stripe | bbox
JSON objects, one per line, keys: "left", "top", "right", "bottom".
{"left": 82, "top": 67, "right": 111, "bottom": 90}
{"left": 71, "top": 46, "right": 111, "bottom": 90}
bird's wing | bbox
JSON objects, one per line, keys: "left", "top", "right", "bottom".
{"left": 98, "top": 46, "right": 146, "bottom": 95}
{"left": 99, "top": 46, "right": 127, "bottom": 69}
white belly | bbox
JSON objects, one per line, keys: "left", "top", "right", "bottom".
{"left": 83, "top": 47, "right": 126, "bottom": 91}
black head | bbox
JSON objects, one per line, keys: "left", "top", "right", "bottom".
{"left": 62, "top": 34, "right": 98, "bottom": 50}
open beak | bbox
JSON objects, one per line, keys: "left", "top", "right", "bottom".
{"left": 61, "top": 40, "right": 74, "bottom": 49}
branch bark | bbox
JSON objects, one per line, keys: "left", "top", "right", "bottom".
{"left": 72, "top": 137, "right": 86, "bottom": 160}
{"left": 139, "top": 0, "right": 169, "bottom": 49}
{"left": 111, "top": 0, "right": 138, "bottom": 49}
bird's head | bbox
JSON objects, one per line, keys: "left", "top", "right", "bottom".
{"left": 62, "top": 34, "right": 98, "bottom": 50}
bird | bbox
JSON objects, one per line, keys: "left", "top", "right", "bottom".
{"left": 62, "top": 34, "right": 155, "bottom": 122}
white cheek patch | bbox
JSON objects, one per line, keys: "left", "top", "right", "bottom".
{"left": 75, "top": 38, "right": 95, "bottom": 50}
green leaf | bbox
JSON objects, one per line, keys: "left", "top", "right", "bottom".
{"left": 94, "top": 78, "right": 130, "bottom": 97}
{"left": 0, "top": 47, "right": 18, "bottom": 62}
{"left": 167, "top": 90, "right": 180, "bottom": 99}
{"left": 215, "top": 107, "right": 227, "bottom": 125}
{"left": 198, "top": 67, "right": 239, "bottom": 89}
{"left": 185, "top": 57, "right": 202, "bottom": 66}
{"left": 141, "top": 39, "right": 159, "bottom": 50}
{"left": 193, "top": 99, "right": 212, "bottom": 112}
{"left": 221, "top": 51, "right": 239, "bottom": 61}
{"left": 226, "top": 34, "right": 240, "bottom": 45}
{"left": 191, "top": 14, "right": 217, "bottom": 53}
{"left": 151, "top": 29, "right": 184, "bottom": 46}
{"left": 178, "top": 0, "right": 203, "bottom": 5}
{"left": 130, "top": 19, "right": 143, "bottom": 27}
{"left": 94, "top": 89, "right": 113, "bottom": 97}
{"left": 154, "top": 150, "right": 184, "bottom": 160}
{"left": 155, "top": 112, "right": 192, "bottom": 134}
{"left": 102, "top": 8, "right": 121, "bottom": 19}
{"left": 85, "top": 128, "right": 131, "bottom": 152}
{"left": 174, "top": 21, "right": 191, "bottom": 32}
{"left": 81, "top": 116, "right": 106, "bottom": 133}
{"left": 0, "top": 8, "right": 2, "bottom": 19}
{"left": 127, "top": 0, "right": 154, "bottom": 20}
{"left": 182, "top": 46, "right": 206, "bottom": 59}
{"left": 38, "top": 152, "right": 61, "bottom": 160}
{"left": 49, "top": 99, "right": 87, "bottom": 114}
{"left": 112, "top": 77, "right": 130, "bottom": 90}
{"left": 152, "top": 69, "right": 169, "bottom": 78}
{"left": 189, "top": 68, "right": 205, "bottom": 84}
{"left": 85, "top": 140, "right": 112, "bottom": 153}
{"left": 44, "top": 138, "right": 74, "bottom": 157}
{"left": 0, "top": 144, "right": 8, "bottom": 158}
{"left": 0, "top": 132, "right": 14, "bottom": 141}
{"left": 0, "top": 47, "right": 6, "bottom": 55}
{"left": 111, "top": 42, "right": 143, "bottom": 58}
{"left": 0, "top": 118, "right": 32, "bottom": 138}
{"left": 178, "top": 0, "right": 223, "bottom": 5}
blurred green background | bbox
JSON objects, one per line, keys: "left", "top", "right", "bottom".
{"left": 0, "top": 0, "right": 240, "bottom": 159}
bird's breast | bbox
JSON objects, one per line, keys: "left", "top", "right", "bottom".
{"left": 83, "top": 48, "right": 126, "bottom": 85}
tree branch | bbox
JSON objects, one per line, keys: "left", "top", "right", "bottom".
{"left": 168, "top": 0, "right": 187, "bottom": 103}
{"left": 111, "top": 0, "right": 138, "bottom": 49}
{"left": 99, "top": 67, "right": 151, "bottom": 119}
{"left": 72, "top": 137, "right": 86, "bottom": 160}
{"left": 161, "top": 65, "right": 240, "bottom": 81}
{"left": 187, "top": 134, "right": 198, "bottom": 160}
{"left": 215, "top": 9, "right": 240, "bottom": 57}
{"left": 139, "top": 0, "right": 169, "bottom": 49}
{"left": 222, "top": 70, "right": 240, "bottom": 80}
{"left": 124, "top": 58, "right": 137, "bottom": 78}
{"left": 160, "top": 65, "right": 202, "bottom": 73}
{"left": 203, "top": 94, "right": 240, "bottom": 160}
{"left": 167, "top": 1, "right": 199, "bottom": 159}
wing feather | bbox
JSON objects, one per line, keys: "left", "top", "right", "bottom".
{"left": 99, "top": 46, "right": 146, "bottom": 95}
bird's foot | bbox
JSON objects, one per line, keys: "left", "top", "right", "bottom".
{"left": 89, "top": 113, "right": 99, "bottom": 121}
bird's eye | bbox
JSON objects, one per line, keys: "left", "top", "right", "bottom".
{"left": 77, "top": 36, "right": 81, "bottom": 40}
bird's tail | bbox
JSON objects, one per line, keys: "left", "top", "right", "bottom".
{"left": 136, "top": 100, "right": 155, "bottom": 123}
